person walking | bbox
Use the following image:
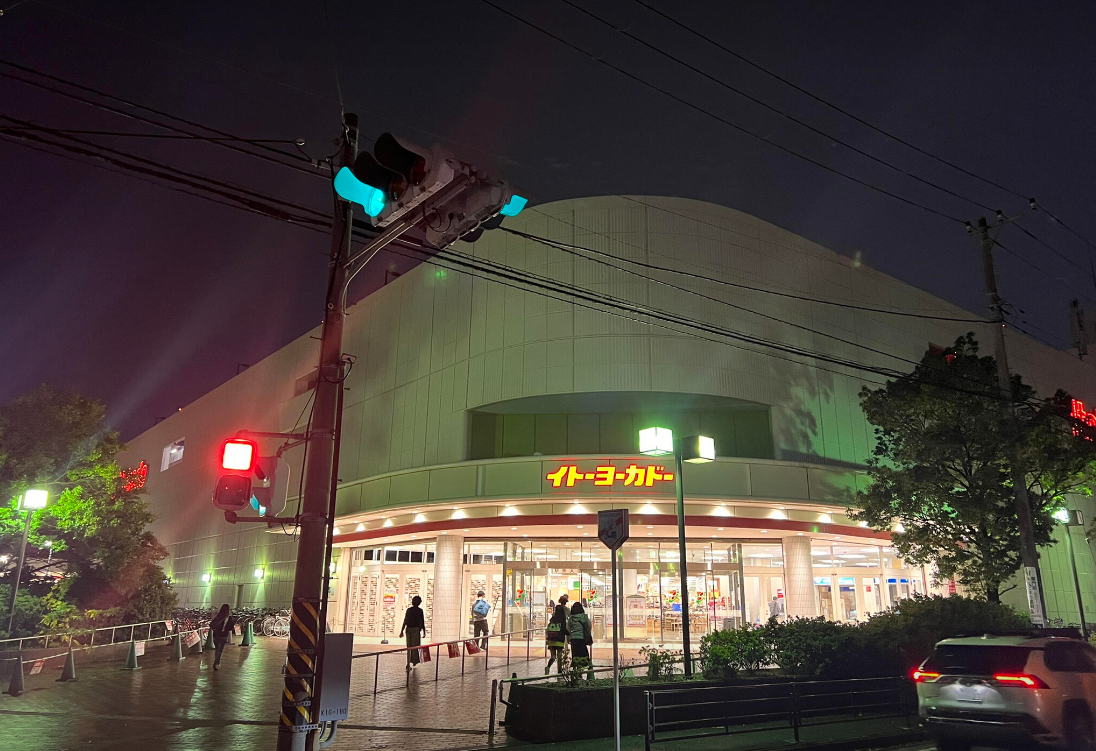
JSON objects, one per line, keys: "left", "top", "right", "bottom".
{"left": 209, "top": 603, "right": 236, "bottom": 671}
{"left": 568, "top": 601, "right": 594, "bottom": 681}
{"left": 544, "top": 602, "right": 569, "bottom": 674}
{"left": 399, "top": 595, "right": 426, "bottom": 672}
{"left": 471, "top": 590, "right": 491, "bottom": 649}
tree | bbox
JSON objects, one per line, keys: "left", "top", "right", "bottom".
{"left": 0, "top": 385, "right": 175, "bottom": 634}
{"left": 851, "top": 334, "right": 1095, "bottom": 601}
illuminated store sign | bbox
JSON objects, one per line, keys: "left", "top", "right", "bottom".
{"left": 546, "top": 463, "right": 676, "bottom": 488}
{"left": 1071, "top": 399, "right": 1096, "bottom": 427}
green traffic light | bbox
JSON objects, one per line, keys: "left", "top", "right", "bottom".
{"left": 499, "top": 194, "right": 527, "bottom": 217}
{"left": 334, "top": 166, "right": 386, "bottom": 217}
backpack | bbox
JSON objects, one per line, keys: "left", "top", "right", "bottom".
{"left": 473, "top": 599, "right": 490, "bottom": 617}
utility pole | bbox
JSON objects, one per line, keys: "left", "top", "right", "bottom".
{"left": 975, "top": 216, "right": 1047, "bottom": 625}
{"left": 278, "top": 112, "right": 358, "bottom": 751}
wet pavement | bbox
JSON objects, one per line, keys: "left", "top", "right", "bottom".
{"left": 0, "top": 636, "right": 645, "bottom": 751}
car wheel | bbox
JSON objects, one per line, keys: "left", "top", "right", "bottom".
{"left": 1065, "top": 706, "right": 1096, "bottom": 751}
{"left": 935, "top": 739, "right": 970, "bottom": 751}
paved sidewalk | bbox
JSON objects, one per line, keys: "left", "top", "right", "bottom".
{"left": 0, "top": 636, "right": 646, "bottom": 751}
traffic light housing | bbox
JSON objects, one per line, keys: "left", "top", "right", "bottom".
{"left": 212, "top": 438, "right": 257, "bottom": 511}
{"left": 334, "top": 131, "right": 527, "bottom": 246}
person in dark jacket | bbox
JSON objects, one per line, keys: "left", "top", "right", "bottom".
{"left": 544, "top": 603, "right": 569, "bottom": 674}
{"left": 209, "top": 603, "right": 236, "bottom": 671}
{"left": 399, "top": 595, "right": 426, "bottom": 672}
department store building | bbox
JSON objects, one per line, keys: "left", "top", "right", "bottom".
{"left": 121, "top": 196, "right": 1096, "bottom": 643}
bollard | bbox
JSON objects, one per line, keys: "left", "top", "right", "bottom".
{"left": 5, "top": 657, "right": 25, "bottom": 696}
{"left": 122, "top": 640, "right": 141, "bottom": 670}
{"left": 239, "top": 621, "right": 255, "bottom": 647}
{"left": 169, "top": 632, "right": 185, "bottom": 661}
{"left": 204, "top": 628, "right": 215, "bottom": 651}
{"left": 57, "top": 646, "right": 77, "bottom": 682}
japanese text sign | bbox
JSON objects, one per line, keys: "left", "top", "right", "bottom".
{"left": 545, "top": 462, "right": 675, "bottom": 490}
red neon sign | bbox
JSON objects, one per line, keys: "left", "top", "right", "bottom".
{"left": 546, "top": 464, "right": 676, "bottom": 488}
{"left": 1072, "top": 399, "right": 1096, "bottom": 427}
{"left": 119, "top": 461, "right": 149, "bottom": 493}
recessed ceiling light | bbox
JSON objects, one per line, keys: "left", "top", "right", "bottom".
{"left": 463, "top": 529, "right": 470, "bottom": 532}
{"left": 511, "top": 527, "right": 518, "bottom": 531}
{"left": 717, "top": 528, "right": 724, "bottom": 531}
{"left": 522, "top": 534, "right": 529, "bottom": 538}
{"left": 583, "top": 532, "right": 589, "bottom": 536}
{"left": 646, "top": 526, "right": 653, "bottom": 529}
{"left": 761, "top": 529, "right": 768, "bottom": 533}
{"left": 647, "top": 532, "right": 653, "bottom": 536}
{"left": 797, "top": 532, "right": 804, "bottom": 536}
{"left": 576, "top": 525, "right": 583, "bottom": 529}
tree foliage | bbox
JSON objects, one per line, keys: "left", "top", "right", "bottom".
{"left": 851, "top": 335, "right": 1095, "bottom": 600}
{"left": 0, "top": 385, "right": 175, "bottom": 635}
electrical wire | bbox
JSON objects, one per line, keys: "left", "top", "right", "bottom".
{"left": 559, "top": 0, "right": 995, "bottom": 215}
{"left": 478, "top": 0, "right": 967, "bottom": 224}
{"left": 0, "top": 59, "right": 321, "bottom": 175}
{"left": 503, "top": 225, "right": 986, "bottom": 323}
{"left": 0, "top": 121, "right": 330, "bottom": 226}
{"left": 628, "top": 0, "right": 1031, "bottom": 205}
{"left": 0, "top": 125, "right": 306, "bottom": 143}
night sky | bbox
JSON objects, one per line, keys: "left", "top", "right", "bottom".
{"left": 3, "top": 1, "right": 1095, "bottom": 440}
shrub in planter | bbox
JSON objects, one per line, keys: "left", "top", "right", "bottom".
{"left": 768, "top": 617, "right": 855, "bottom": 677}
{"left": 639, "top": 645, "right": 682, "bottom": 681}
{"left": 860, "top": 594, "right": 1030, "bottom": 674}
{"left": 700, "top": 625, "right": 772, "bottom": 678}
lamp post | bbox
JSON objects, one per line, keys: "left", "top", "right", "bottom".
{"left": 1053, "top": 508, "right": 1088, "bottom": 640}
{"left": 639, "top": 428, "right": 715, "bottom": 676}
{"left": 7, "top": 488, "right": 48, "bottom": 633}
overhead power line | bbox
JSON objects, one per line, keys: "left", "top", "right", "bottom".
{"left": 479, "top": 0, "right": 966, "bottom": 224}
{"left": 501, "top": 226, "right": 985, "bottom": 323}
{"left": 559, "top": 0, "right": 995, "bottom": 215}
{"left": 0, "top": 59, "right": 321, "bottom": 176}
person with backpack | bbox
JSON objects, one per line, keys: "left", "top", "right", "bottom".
{"left": 568, "top": 601, "right": 594, "bottom": 681}
{"left": 209, "top": 603, "right": 236, "bottom": 671}
{"left": 471, "top": 590, "right": 491, "bottom": 649}
{"left": 544, "top": 603, "right": 569, "bottom": 674}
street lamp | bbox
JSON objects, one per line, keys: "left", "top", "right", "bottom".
{"left": 7, "top": 489, "right": 49, "bottom": 633}
{"left": 639, "top": 427, "right": 715, "bottom": 676}
{"left": 1053, "top": 508, "right": 1088, "bottom": 640}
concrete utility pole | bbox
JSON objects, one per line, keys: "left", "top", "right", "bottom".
{"left": 975, "top": 216, "right": 1047, "bottom": 624}
{"left": 278, "top": 112, "right": 358, "bottom": 751}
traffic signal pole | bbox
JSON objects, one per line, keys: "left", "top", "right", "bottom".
{"left": 976, "top": 216, "right": 1047, "bottom": 624}
{"left": 278, "top": 113, "right": 358, "bottom": 751}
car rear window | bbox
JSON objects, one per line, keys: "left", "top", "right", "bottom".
{"left": 923, "top": 645, "right": 1032, "bottom": 675}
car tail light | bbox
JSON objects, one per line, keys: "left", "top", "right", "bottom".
{"left": 993, "top": 673, "right": 1048, "bottom": 688}
{"left": 912, "top": 669, "right": 941, "bottom": 682}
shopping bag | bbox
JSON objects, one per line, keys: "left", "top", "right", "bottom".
{"left": 464, "top": 640, "right": 481, "bottom": 655}
{"left": 447, "top": 642, "right": 461, "bottom": 658}
{"left": 420, "top": 646, "right": 431, "bottom": 662}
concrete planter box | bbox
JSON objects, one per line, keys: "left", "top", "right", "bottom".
{"left": 503, "top": 676, "right": 796, "bottom": 742}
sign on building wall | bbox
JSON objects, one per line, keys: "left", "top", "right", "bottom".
{"left": 545, "top": 462, "right": 675, "bottom": 490}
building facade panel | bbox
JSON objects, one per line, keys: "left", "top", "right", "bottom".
{"left": 118, "top": 196, "right": 1096, "bottom": 632}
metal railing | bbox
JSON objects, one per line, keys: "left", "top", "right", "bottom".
{"left": 352, "top": 626, "right": 552, "bottom": 695}
{"left": 0, "top": 618, "right": 183, "bottom": 652}
{"left": 644, "top": 676, "right": 914, "bottom": 750}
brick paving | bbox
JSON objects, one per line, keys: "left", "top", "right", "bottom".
{"left": 0, "top": 636, "right": 648, "bottom": 751}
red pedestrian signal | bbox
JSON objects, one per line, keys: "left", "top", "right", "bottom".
{"left": 221, "top": 438, "right": 256, "bottom": 471}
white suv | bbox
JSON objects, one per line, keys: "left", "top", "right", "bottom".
{"left": 914, "top": 634, "right": 1096, "bottom": 750}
